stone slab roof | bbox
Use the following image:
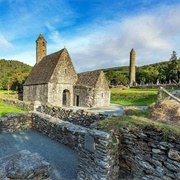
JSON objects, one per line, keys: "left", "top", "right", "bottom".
{"left": 24, "top": 49, "right": 64, "bottom": 85}
{"left": 76, "top": 71, "right": 101, "bottom": 88}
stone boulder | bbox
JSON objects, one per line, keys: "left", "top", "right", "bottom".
{"left": 0, "top": 150, "right": 50, "bottom": 179}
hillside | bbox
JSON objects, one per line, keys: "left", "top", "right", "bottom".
{"left": 0, "top": 58, "right": 179, "bottom": 91}
{"left": 0, "top": 59, "right": 32, "bottom": 91}
{"left": 99, "top": 59, "right": 180, "bottom": 85}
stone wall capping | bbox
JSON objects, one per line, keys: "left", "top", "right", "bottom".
{"left": 0, "top": 117, "right": 8, "bottom": 121}
{"left": 0, "top": 150, "right": 50, "bottom": 179}
{"left": 89, "top": 129, "right": 110, "bottom": 140}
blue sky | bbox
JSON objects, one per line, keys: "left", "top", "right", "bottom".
{"left": 0, "top": 0, "right": 180, "bottom": 72}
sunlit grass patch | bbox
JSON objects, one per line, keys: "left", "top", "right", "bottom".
{"left": 0, "top": 101, "right": 26, "bottom": 117}
{"left": 110, "top": 88, "right": 158, "bottom": 106}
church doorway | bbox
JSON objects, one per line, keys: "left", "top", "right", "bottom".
{"left": 63, "top": 89, "right": 70, "bottom": 106}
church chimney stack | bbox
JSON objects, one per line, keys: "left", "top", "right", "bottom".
{"left": 36, "top": 34, "right": 47, "bottom": 64}
{"left": 129, "top": 48, "right": 136, "bottom": 86}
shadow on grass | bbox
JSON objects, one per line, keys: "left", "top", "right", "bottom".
{"left": 0, "top": 112, "right": 8, "bottom": 117}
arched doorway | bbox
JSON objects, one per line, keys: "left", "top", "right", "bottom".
{"left": 63, "top": 89, "right": 70, "bottom": 106}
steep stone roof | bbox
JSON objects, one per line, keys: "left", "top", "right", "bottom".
{"left": 24, "top": 49, "right": 64, "bottom": 85}
{"left": 76, "top": 71, "right": 102, "bottom": 88}
{"left": 36, "top": 33, "right": 47, "bottom": 42}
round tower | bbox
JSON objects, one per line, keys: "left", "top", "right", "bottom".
{"left": 36, "top": 34, "right": 47, "bottom": 64}
{"left": 129, "top": 48, "right": 136, "bottom": 86}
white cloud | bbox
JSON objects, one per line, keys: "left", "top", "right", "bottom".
{"left": 1, "top": 1, "right": 180, "bottom": 72}
{"left": 63, "top": 4, "right": 180, "bottom": 72}
{"left": 0, "top": 34, "right": 14, "bottom": 49}
{"left": 2, "top": 50, "right": 35, "bottom": 65}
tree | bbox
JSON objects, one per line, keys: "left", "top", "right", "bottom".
{"left": 170, "top": 51, "right": 178, "bottom": 61}
{"left": 0, "top": 59, "right": 31, "bottom": 90}
{"left": 167, "top": 60, "right": 179, "bottom": 81}
{"left": 116, "top": 72, "right": 128, "bottom": 85}
{"left": 136, "top": 66, "right": 159, "bottom": 84}
{"left": 105, "top": 70, "right": 128, "bottom": 85}
{"left": 10, "top": 72, "right": 29, "bottom": 92}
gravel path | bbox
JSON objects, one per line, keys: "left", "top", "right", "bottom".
{"left": 0, "top": 130, "right": 78, "bottom": 180}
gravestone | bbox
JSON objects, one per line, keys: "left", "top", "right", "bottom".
{"left": 157, "top": 79, "right": 159, "bottom": 85}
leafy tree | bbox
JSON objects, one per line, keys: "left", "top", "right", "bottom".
{"left": 105, "top": 70, "right": 128, "bottom": 85}
{"left": 136, "top": 66, "right": 159, "bottom": 84}
{"left": 170, "top": 51, "right": 178, "bottom": 61}
{"left": 116, "top": 72, "right": 128, "bottom": 85}
{"left": 11, "top": 72, "right": 29, "bottom": 92}
{"left": 167, "top": 60, "right": 179, "bottom": 81}
{"left": 0, "top": 59, "right": 31, "bottom": 90}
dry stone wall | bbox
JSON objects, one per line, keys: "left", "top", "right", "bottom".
{"left": 77, "top": 131, "right": 119, "bottom": 180}
{"left": 0, "top": 112, "right": 119, "bottom": 179}
{"left": 38, "top": 104, "right": 108, "bottom": 128}
{"left": 32, "top": 112, "right": 119, "bottom": 179}
{"left": 118, "top": 126, "right": 180, "bottom": 180}
{"left": 0, "top": 150, "right": 50, "bottom": 179}
{"left": 2, "top": 99, "right": 34, "bottom": 111}
{"left": 2, "top": 99, "right": 107, "bottom": 128}
{"left": 1, "top": 106, "right": 179, "bottom": 179}
{"left": 0, "top": 113, "right": 32, "bottom": 134}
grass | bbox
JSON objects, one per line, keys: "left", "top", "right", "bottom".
{"left": 98, "top": 108, "right": 180, "bottom": 140}
{"left": 0, "top": 90, "right": 18, "bottom": 99}
{"left": 0, "top": 90, "right": 26, "bottom": 117}
{"left": 111, "top": 88, "right": 158, "bottom": 106}
{"left": 0, "top": 101, "right": 27, "bottom": 117}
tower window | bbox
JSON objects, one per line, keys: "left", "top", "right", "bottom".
{"left": 101, "top": 93, "right": 104, "bottom": 98}
{"left": 65, "top": 69, "right": 67, "bottom": 74}
{"left": 43, "top": 42, "right": 45, "bottom": 46}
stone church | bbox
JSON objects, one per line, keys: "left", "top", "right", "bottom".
{"left": 23, "top": 34, "right": 110, "bottom": 107}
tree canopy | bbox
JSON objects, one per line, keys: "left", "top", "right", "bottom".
{"left": 103, "top": 51, "right": 180, "bottom": 85}
{"left": 0, "top": 59, "right": 32, "bottom": 92}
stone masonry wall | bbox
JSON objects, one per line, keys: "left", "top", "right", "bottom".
{"left": 74, "top": 85, "right": 94, "bottom": 107}
{"left": 0, "top": 150, "right": 50, "bottom": 179}
{"left": 1, "top": 109, "right": 179, "bottom": 179}
{"left": 2, "top": 99, "right": 107, "bottom": 128}
{"left": 77, "top": 131, "right": 119, "bottom": 180}
{"left": 31, "top": 112, "right": 119, "bottom": 180}
{"left": 0, "top": 112, "right": 119, "bottom": 180}
{"left": 0, "top": 113, "right": 32, "bottom": 134}
{"left": 23, "top": 84, "right": 48, "bottom": 103}
{"left": 38, "top": 104, "right": 108, "bottom": 128}
{"left": 2, "top": 99, "right": 34, "bottom": 111}
{"left": 118, "top": 126, "right": 180, "bottom": 180}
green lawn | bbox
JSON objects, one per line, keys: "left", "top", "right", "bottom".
{"left": 0, "top": 101, "right": 26, "bottom": 117}
{"left": 0, "top": 90, "right": 17, "bottom": 99}
{"left": 0, "top": 90, "right": 26, "bottom": 117}
{"left": 111, "top": 88, "right": 158, "bottom": 106}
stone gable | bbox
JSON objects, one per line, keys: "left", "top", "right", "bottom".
{"left": 50, "top": 48, "right": 77, "bottom": 84}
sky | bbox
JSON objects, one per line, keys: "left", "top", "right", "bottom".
{"left": 0, "top": 0, "right": 180, "bottom": 72}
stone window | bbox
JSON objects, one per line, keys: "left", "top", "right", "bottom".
{"left": 43, "top": 42, "right": 45, "bottom": 46}
{"left": 101, "top": 93, "right": 103, "bottom": 98}
{"left": 65, "top": 69, "right": 67, "bottom": 74}
{"left": 76, "top": 95, "right": 79, "bottom": 106}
